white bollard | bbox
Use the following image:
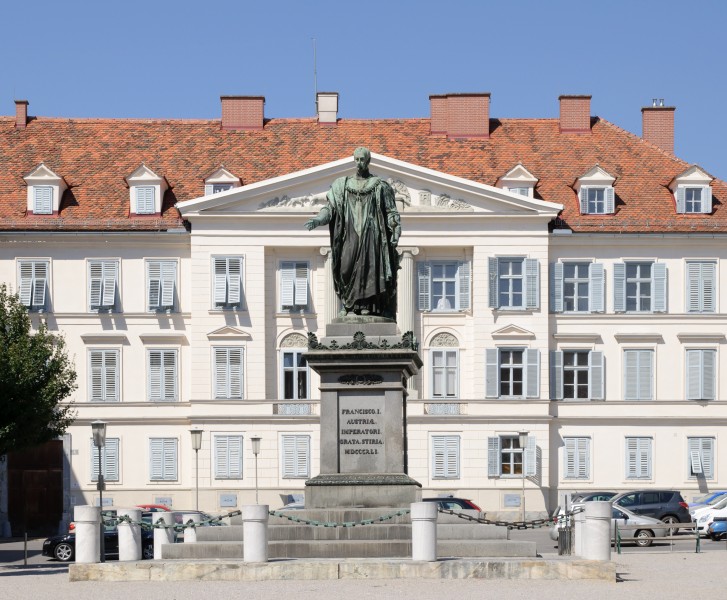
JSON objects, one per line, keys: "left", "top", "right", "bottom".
{"left": 411, "top": 502, "right": 438, "bottom": 561}
{"left": 574, "top": 508, "right": 585, "bottom": 557}
{"left": 183, "top": 513, "right": 202, "bottom": 543}
{"left": 117, "top": 508, "right": 142, "bottom": 561}
{"left": 74, "top": 505, "right": 101, "bottom": 564}
{"left": 242, "top": 504, "right": 269, "bottom": 563}
{"left": 583, "top": 501, "right": 612, "bottom": 561}
{"left": 153, "top": 512, "right": 175, "bottom": 560}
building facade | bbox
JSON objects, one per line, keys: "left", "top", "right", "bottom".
{"left": 1, "top": 93, "right": 725, "bottom": 533}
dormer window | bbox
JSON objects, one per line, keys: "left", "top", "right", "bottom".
{"left": 670, "top": 166, "right": 713, "bottom": 214}
{"left": 204, "top": 166, "right": 241, "bottom": 195}
{"left": 497, "top": 164, "right": 538, "bottom": 199}
{"left": 575, "top": 166, "right": 616, "bottom": 215}
{"left": 23, "top": 163, "right": 67, "bottom": 216}
{"left": 126, "top": 165, "right": 168, "bottom": 216}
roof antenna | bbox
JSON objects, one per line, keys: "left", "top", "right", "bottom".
{"left": 312, "top": 38, "right": 318, "bottom": 115}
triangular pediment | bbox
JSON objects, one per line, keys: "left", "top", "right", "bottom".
{"left": 126, "top": 164, "right": 165, "bottom": 184}
{"left": 176, "top": 153, "right": 563, "bottom": 218}
{"left": 669, "top": 164, "right": 713, "bottom": 190}
{"left": 491, "top": 324, "right": 536, "bottom": 340}
{"left": 206, "top": 326, "right": 252, "bottom": 340}
{"left": 204, "top": 165, "right": 240, "bottom": 185}
{"left": 499, "top": 163, "right": 538, "bottom": 184}
{"left": 24, "top": 163, "right": 63, "bottom": 183}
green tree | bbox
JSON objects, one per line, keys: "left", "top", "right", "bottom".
{"left": 0, "top": 284, "right": 76, "bottom": 456}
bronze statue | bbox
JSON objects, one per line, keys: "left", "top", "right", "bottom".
{"left": 305, "top": 147, "right": 401, "bottom": 319}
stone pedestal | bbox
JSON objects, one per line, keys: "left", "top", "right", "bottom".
{"left": 305, "top": 318, "right": 423, "bottom": 508}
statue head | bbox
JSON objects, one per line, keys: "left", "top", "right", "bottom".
{"left": 353, "top": 147, "right": 371, "bottom": 176}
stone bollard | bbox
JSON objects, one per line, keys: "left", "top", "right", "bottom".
{"left": 242, "top": 504, "right": 269, "bottom": 563}
{"left": 574, "top": 507, "right": 586, "bottom": 557}
{"left": 153, "top": 512, "right": 175, "bottom": 560}
{"left": 117, "top": 508, "right": 142, "bottom": 561}
{"left": 583, "top": 501, "right": 612, "bottom": 561}
{"left": 183, "top": 513, "right": 202, "bottom": 543}
{"left": 74, "top": 505, "right": 101, "bottom": 564}
{"left": 411, "top": 502, "right": 438, "bottom": 561}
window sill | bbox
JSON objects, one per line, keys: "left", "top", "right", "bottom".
{"left": 275, "top": 311, "right": 316, "bottom": 318}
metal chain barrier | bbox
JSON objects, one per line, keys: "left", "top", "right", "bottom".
{"left": 436, "top": 504, "right": 585, "bottom": 530}
{"left": 268, "top": 508, "right": 410, "bottom": 528}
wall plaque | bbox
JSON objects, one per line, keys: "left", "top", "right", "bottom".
{"left": 338, "top": 392, "right": 386, "bottom": 473}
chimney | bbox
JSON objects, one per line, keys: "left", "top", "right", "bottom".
{"left": 316, "top": 92, "right": 338, "bottom": 125}
{"left": 429, "top": 93, "right": 490, "bottom": 139}
{"left": 220, "top": 96, "right": 265, "bottom": 130}
{"left": 559, "top": 95, "right": 592, "bottom": 133}
{"left": 15, "top": 100, "right": 29, "bottom": 129}
{"left": 641, "top": 99, "right": 675, "bottom": 154}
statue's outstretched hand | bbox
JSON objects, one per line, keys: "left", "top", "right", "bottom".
{"left": 304, "top": 218, "right": 320, "bottom": 231}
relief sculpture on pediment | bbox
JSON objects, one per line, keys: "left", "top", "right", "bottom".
{"left": 260, "top": 193, "right": 327, "bottom": 209}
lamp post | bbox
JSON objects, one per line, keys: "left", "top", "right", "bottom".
{"left": 518, "top": 430, "right": 529, "bottom": 523}
{"left": 250, "top": 436, "right": 261, "bottom": 504}
{"left": 91, "top": 420, "right": 107, "bottom": 563}
{"left": 190, "top": 428, "right": 203, "bottom": 511}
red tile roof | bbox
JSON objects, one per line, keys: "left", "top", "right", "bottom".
{"left": 1, "top": 115, "right": 725, "bottom": 233}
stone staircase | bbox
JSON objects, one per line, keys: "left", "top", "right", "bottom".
{"left": 161, "top": 508, "right": 536, "bottom": 560}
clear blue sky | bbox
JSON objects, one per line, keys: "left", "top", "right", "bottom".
{"left": 3, "top": 0, "right": 726, "bottom": 179}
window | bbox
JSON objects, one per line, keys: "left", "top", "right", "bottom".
{"left": 578, "top": 186, "right": 614, "bottom": 215}
{"left": 281, "top": 350, "right": 308, "bottom": 400}
{"left": 88, "top": 260, "right": 118, "bottom": 312}
{"left": 686, "top": 261, "right": 716, "bottom": 313}
{"left": 33, "top": 186, "right": 53, "bottom": 214}
{"left": 214, "top": 435, "right": 243, "bottom": 479}
{"left": 688, "top": 437, "right": 714, "bottom": 479}
{"left": 135, "top": 186, "right": 155, "bottom": 214}
{"left": 91, "top": 438, "right": 120, "bottom": 482}
{"left": 676, "top": 186, "right": 712, "bottom": 214}
{"left": 488, "top": 435, "right": 536, "bottom": 478}
{"left": 432, "top": 435, "right": 460, "bottom": 479}
{"left": 431, "top": 350, "right": 458, "bottom": 398}
{"left": 488, "top": 257, "right": 539, "bottom": 310}
{"left": 212, "top": 184, "right": 233, "bottom": 194}
{"left": 147, "top": 349, "right": 178, "bottom": 402}
{"left": 280, "top": 261, "right": 309, "bottom": 310}
{"left": 281, "top": 434, "right": 310, "bottom": 478}
{"left": 88, "top": 349, "right": 120, "bottom": 402}
{"left": 551, "top": 262, "right": 604, "bottom": 313}
{"left": 485, "top": 348, "right": 540, "bottom": 399}
{"left": 149, "top": 438, "right": 178, "bottom": 481}
{"left": 563, "top": 437, "right": 590, "bottom": 479}
{"left": 507, "top": 187, "right": 529, "bottom": 196}
{"left": 417, "top": 261, "right": 470, "bottom": 311}
{"left": 686, "top": 349, "right": 716, "bottom": 400}
{"left": 18, "top": 260, "right": 49, "bottom": 311}
{"left": 213, "top": 347, "right": 243, "bottom": 400}
{"left": 212, "top": 256, "right": 243, "bottom": 308}
{"left": 550, "top": 350, "right": 604, "bottom": 400}
{"left": 625, "top": 437, "right": 652, "bottom": 479}
{"left": 624, "top": 349, "right": 653, "bottom": 400}
{"left": 613, "top": 262, "right": 666, "bottom": 313}
{"left": 146, "top": 260, "right": 176, "bottom": 312}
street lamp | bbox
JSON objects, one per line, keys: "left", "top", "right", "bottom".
{"left": 250, "top": 436, "right": 261, "bottom": 504}
{"left": 190, "top": 428, "right": 203, "bottom": 511}
{"left": 91, "top": 420, "right": 107, "bottom": 563}
{"left": 518, "top": 430, "right": 529, "bottom": 523}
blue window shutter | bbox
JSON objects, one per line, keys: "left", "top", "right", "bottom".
{"left": 676, "top": 187, "right": 686, "bottom": 213}
{"left": 162, "top": 350, "right": 177, "bottom": 401}
{"left": 160, "top": 262, "right": 175, "bottom": 309}
{"left": 19, "top": 262, "right": 33, "bottom": 306}
{"left": 417, "top": 262, "right": 431, "bottom": 311}
{"left": 213, "top": 347, "right": 228, "bottom": 399}
{"left": 89, "top": 350, "right": 104, "bottom": 402}
{"left": 89, "top": 262, "right": 103, "bottom": 309}
{"left": 104, "top": 438, "right": 119, "bottom": 481}
{"left": 702, "top": 350, "right": 716, "bottom": 400}
{"left": 588, "top": 263, "right": 605, "bottom": 313}
{"left": 280, "top": 262, "right": 295, "bottom": 307}
{"left": 147, "top": 261, "right": 161, "bottom": 309}
{"left": 432, "top": 436, "right": 445, "bottom": 478}
{"left": 605, "top": 187, "right": 615, "bottom": 213}
{"left": 625, "top": 438, "right": 637, "bottom": 478}
{"left": 550, "top": 351, "right": 563, "bottom": 400}
{"left": 525, "top": 259, "right": 539, "bottom": 309}
{"left": 32, "top": 262, "right": 48, "bottom": 308}
{"left": 642, "top": 439, "right": 652, "bottom": 479}
{"left": 34, "top": 186, "right": 53, "bottom": 214}
{"left": 148, "top": 350, "right": 162, "bottom": 401}
{"left": 564, "top": 437, "right": 577, "bottom": 478}
{"left": 282, "top": 435, "right": 310, "bottom": 478}
{"left": 686, "top": 349, "right": 702, "bottom": 400}
{"left": 228, "top": 257, "right": 243, "bottom": 306}
{"left": 101, "top": 262, "right": 117, "bottom": 308}
{"left": 213, "top": 258, "right": 228, "bottom": 305}
{"left": 215, "top": 435, "right": 229, "bottom": 478}
{"left": 525, "top": 436, "right": 537, "bottom": 477}
{"left": 104, "top": 350, "right": 119, "bottom": 402}
{"left": 150, "top": 439, "right": 163, "bottom": 480}
{"left": 701, "top": 262, "right": 716, "bottom": 313}
{"left": 652, "top": 263, "right": 667, "bottom": 312}
{"left": 163, "top": 439, "right": 177, "bottom": 480}
{"left": 551, "top": 263, "right": 563, "bottom": 313}
{"left": 485, "top": 348, "right": 499, "bottom": 398}
{"left": 624, "top": 350, "right": 639, "bottom": 400}
{"left": 640, "top": 350, "right": 653, "bottom": 400}
{"left": 589, "top": 351, "right": 604, "bottom": 400}
{"left": 487, "top": 437, "right": 501, "bottom": 477}
{"left": 613, "top": 262, "right": 626, "bottom": 312}
{"left": 228, "top": 436, "right": 244, "bottom": 478}
{"left": 686, "top": 262, "right": 701, "bottom": 312}
{"left": 228, "top": 347, "right": 243, "bottom": 399}
{"left": 458, "top": 261, "right": 470, "bottom": 310}
{"left": 294, "top": 262, "right": 309, "bottom": 307}
{"left": 488, "top": 257, "right": 498, "bottom": 308}
{"left": 525, "top": 349, "right": 540, "bottom": 398}
{"left": 577, "top": 438, "right": 590, "bottom": 479}
{"left": 626, "top": 437, "right": 651, "bottom": 479}
{"left": 579, "top": 188, "right": 588, "bottom": 213}
{"left": 702, "top": 186, "right": 713, "bottom": 213}
{"left": 136, "top": 186, "right": 155, "bottom": 214}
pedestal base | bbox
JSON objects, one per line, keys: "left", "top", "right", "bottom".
{"left": 305, "top": 473, "right": 421, "bottom": 508}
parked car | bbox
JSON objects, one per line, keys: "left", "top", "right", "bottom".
{"left": 693, "top": 496, "right": 727, "bottom": 534}
{"left": 136, "top": 504, "right": 171, "bottom": 512}
{"left": 611, "top": 490, "right": 691, "bottom": 533}
{"left": 43, "top": 511, "right": 155, "bottom": 562}
{"left": 550, "top": 492, "right": 616, "bottom": 525}
{"left": 549, "top": 505, "right": 667, "bottom": 547}
{"left": 423, "top": 496, "right": 482, "bottom": 511}
{"left": 706, "top": 517, "right": 727, "bottom": 541}
{"left": 687, "top": 491, "right": 727, "bottom": 510}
